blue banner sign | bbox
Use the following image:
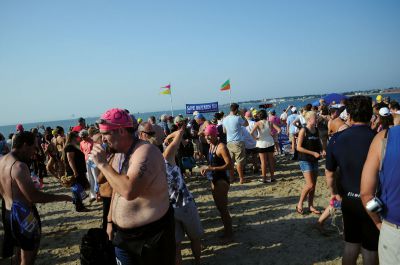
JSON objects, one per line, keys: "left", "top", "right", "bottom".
{"left": 186, "top": 102, "right": 219, "bottom": 114}
{"left": 278, "top": 124, "right": 291, "bottom": 154}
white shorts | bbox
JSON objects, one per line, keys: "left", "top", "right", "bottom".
{"left": 174, "top": 200, "right": 203, "bottom": 242}
{"left": 379, "top": 221, "right": 400, "bottom": 264}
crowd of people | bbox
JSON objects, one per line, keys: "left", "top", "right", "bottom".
{"left": 0, "top": 94, "right": 399, "bottom": 265}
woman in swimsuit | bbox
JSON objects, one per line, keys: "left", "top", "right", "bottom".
{"left": 200, "top": 125, "right": 233, "bottom": 241}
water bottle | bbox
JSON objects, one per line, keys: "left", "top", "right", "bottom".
{"left": 88, "top": 143, "right": 108, "bottom": 169}
{"left": 333, "top": 200, "right": 341, "bottom": 209}
{"left": 31, "top": 173, "right": 40, "bottom": 190}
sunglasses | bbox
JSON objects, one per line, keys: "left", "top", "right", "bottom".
{"left": 96, "top": 118, "right": 132, "bottom": 127}
{"left": 140, "top": 131, "right": 155, "bottom": 136}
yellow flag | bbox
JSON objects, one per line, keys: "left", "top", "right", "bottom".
{"left": 160, "top": 89, "right": 171, "bottom": 95}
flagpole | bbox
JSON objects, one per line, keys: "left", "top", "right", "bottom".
{"left": 169, "top": 82, "right": 174, "bottom": 116}
{"left": 229, "top": 79, "right": 232, "bottom": 104}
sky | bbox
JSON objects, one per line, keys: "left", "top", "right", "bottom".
{"left": 0, "top": 0, "right": 399, "bottom": 125}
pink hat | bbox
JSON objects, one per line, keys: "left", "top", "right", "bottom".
{"left": 16, "top": 124, "right": 24, "bottom": 132}
{"left": 245, "top": 111, "right": 251, "bottom": 118}
{"left": 98, "top": 108, "right": 133, "bottom": 131}
{"left": 204, "top": 125, "right": 218, "bottom": 137}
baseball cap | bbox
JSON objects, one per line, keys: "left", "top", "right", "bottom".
{"left": 195, "top": 113, "right": 205, "bottom": 120}
{"left": 330, "top": 104, "right": 343, "bottom": 109}
{"left": 97, "top": 108, "right": 133, "bottom": 131}
{"left": 379, "top": 107, "right": 390, "bottom": 117}
{"left": 291, "top": 107, "right": 297, "bottom": 112}
{"left": 339, "top": 109, "right": 348, "bottom": 120}
{"left": 193, "top": 111, "right": 199, "bottom": 116}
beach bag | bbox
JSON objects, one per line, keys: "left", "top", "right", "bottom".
{"left": 80, "top": 228, "right": 116, "bottom": 265}
{"left": 10, "top": 201, "right": 41, "bottom": 241}
{"left": 181, "top": 157, "right": 196, "bottom": 170}
{"left": 71, "top": 183, "right": 88, "bottom": 203}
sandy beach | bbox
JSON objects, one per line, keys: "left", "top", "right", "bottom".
{"left": 1, "top": 156, "right": 360, "bottom": 265}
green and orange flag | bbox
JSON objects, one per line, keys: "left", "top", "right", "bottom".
{"left": 220, "top": 79, "right": 230, "bottom": 91}
{"left": 160, "top": 84, "right": 171, "bottom": 95}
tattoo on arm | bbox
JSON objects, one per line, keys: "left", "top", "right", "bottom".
{"left": 137, "top": 158, "right": 148, "bottom": 178}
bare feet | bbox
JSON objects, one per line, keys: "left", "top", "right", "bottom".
{"left": 309, "top": 206, "right": 321, "bottom": 215}
{"left": 296, "top": 205, "right": 304, "bottom": 215}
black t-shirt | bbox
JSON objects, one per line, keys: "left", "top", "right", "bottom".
{"left": 298, "top": 128, "right": 321, "bottom": 162}
{"left": 325, "top": 125, "right": 375, "bottom": 197}
{"left": 64, "top": 144, "right": 87, "bottom": 176}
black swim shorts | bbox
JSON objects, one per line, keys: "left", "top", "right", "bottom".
{"left": 5, "top": 206, "right": 41, "bottom": 251}
{"left": 341, "top": 196, "right": 379, "bottom": 251}
{"left": 112, "top": 206, "right": 176, "bottom": 265}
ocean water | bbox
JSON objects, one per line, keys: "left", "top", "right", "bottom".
{"left": 1, "top": 93, "right": 399, "bottom": 137}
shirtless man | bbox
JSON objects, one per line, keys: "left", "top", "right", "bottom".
{"left": 148, "top": 116, "right": 166, "bottom": 151}
{"left": 54, "top": 127, "right": 66, "bottom": 177}
{"left": 328, "top": 107, "right": 349, "bottom": 136}
{"left": 0, "top": 131, "right": 71, "bottom": 265}
{"left": 90, "top": 108, "right": 174, "bottom": 265}
{"left": 138, "top": 122, "right": 157, "bottom": 145}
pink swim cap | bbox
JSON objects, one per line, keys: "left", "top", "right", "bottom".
{"left": 16, "top": 124, "right": 24, "bottom": 132}
{"left": 204, "top": 125, "right": 218, "bottom": 137}
{"left": 98, "top": 108, "right": 133, "bottom": 131}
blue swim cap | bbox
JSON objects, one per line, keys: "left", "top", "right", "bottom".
{"left": 195, "top": 113, "right": 205, "bottom": 120}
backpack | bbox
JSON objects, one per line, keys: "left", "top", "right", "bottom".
{"left": 80, "top": 228, "right": 116, "bottom": 265}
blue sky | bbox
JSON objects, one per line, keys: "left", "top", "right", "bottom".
{"left": 1, "top": 0, "right": 399, "bottom": 125}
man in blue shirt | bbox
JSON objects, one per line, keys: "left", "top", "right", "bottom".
{"left": 325, "top": 96, "right": 379, "bottom": 265}
{"left": 223, "top": 103, "right": 248, "bottom": 184}
{"left": 361, "top": 118, "right": 400, "bottom": 265}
